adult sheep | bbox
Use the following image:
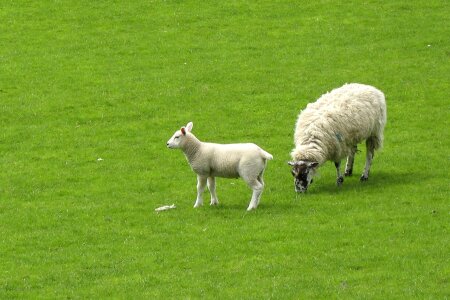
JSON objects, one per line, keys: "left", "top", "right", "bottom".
{"left": 289, "top": 83, "right": 387, "bottom": 193}
{"left": 167, "top": 122, "right": 273, "bottom": 211}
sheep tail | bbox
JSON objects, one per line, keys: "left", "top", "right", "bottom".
{"left": 260, "top": 149, "right": 273, "bottom": 160}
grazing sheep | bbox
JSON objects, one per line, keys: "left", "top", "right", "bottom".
{"left": 288, "top": 83, "right": 387, "bottom": 192}
{"left": 167, "top": 122, "right": 273, "bottom": 211}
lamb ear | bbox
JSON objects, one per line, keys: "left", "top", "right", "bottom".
{"left": 288, "top": 161, "right": 298, "bottom": 166}
{"left": 185, "top": 122, "right": 193, "bottom": 132}
{"left": 181, "top": 127, "right": 186, "bottom": 135}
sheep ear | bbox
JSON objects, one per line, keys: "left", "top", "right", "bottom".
{"left": 185, "top": 122, "right": 193, "bottom": 132}
{"left": 307, "top": 162, "right": 319, "bottom": 168}
{"left": 181, "top": 127, "right": 186, "bottom": 135}
{"left": 288, "top": 161, "right": 296, "bottom": 166}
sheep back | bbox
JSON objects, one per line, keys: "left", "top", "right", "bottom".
{"left": 190, "top": 143, "right": 269, "bottom": 179}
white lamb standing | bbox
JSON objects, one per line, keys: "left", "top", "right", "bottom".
{"left": 289, "top": 83, "right": 387, "bottom": 192}
{"left": 167, "top": 122, "right": 273, "bottom": 211}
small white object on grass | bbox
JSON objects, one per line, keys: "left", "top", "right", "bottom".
{"left": 155, "top": 204, "right": 176, "bottom": 212}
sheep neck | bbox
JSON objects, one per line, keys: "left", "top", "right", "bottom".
{"left": 181, "top": 134, "right": 202, "bottom": 164}
{"left": 293, "top": 143, "right": 327, "bottom": 165}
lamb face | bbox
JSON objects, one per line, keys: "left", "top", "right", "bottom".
{"left": 288, "top": 161, "right": 318, "bottom": 193}
{"left": 166, "top": 130, "right": 184, "bottom": 149}
{"left": 167, "top": 122, "right": 193, "bottom": 149}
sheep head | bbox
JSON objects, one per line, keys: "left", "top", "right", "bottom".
{"left": 288, "top": 161, "right": 319, "bottom": 193}
{"left": 167, "top": 122, "right": 193, "bottom": 149}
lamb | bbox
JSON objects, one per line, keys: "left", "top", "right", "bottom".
{"left": 167, "top": 122, "right": 273, "bottom": 211}
{"left": 288, "top": 83, "right": 387, "bottom": 192}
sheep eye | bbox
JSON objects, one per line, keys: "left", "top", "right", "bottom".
{"left": 174, "top": 136, "right": 179, "bottom": 139}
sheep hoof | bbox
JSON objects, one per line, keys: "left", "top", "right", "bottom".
{"left": 344, "top": 169, "right": 353, "bottom": 176}
{"left": 336, "top": 176, "right": 344, "bottom": 186}
{"left": 360, "top": 175, "right": 369, "bottom": 182}
{"left": 193, "top": 202, "right": 203, "bottom": 208}
{"left": 210, "top": 201, "right": 219, "bottom": 206}
{"left": 246, "top": 206, "right": 257, "bottom": 211}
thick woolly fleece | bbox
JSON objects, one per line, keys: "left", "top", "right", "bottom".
{"left": 291, "top": 83, "right": 387, "bottom": 165}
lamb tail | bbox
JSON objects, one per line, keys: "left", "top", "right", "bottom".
{"left": 260, "top": 149, "right": 273, "bottom": 160}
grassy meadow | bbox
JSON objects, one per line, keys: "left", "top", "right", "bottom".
{"left": 1, "top": 0, "right": 449, "bottom": 298}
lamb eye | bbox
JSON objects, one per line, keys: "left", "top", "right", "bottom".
{"left": 174, "top": 136, "right": 179, "bottom": 139}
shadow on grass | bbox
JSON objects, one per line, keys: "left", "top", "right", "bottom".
{"left": 203, "top": 202, "right": 286, "bottom": 211}
{"left": 308, "top": 170, "right": 418, "bottom": 195}
{"left": 195, "top": 197, "right": 301, "bottom": 217}
{"left": 177, "top": 171, "right": 419, "bottom": 214}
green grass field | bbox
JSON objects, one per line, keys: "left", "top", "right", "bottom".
{"left": 1, "top": 0, "right": 449, "bottom": 298}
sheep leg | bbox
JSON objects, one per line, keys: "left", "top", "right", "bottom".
{"left": 361, "top": 138, "right": 375, "bottom": 181}
{"left": 207, "top": 177, "right": 219, "bottom": 206}
{"left": 246, "top": 178, "right": 263, "bottom": 211}
{"left": 255, "top": 174, "right": 265, "bottom": 207}
{"left": 345, "top": 145, "right": 357, "bottom": 176}
{"left": 335, "top": 161, "right": 344, "bottom": 186}
{"left": 194, "top": 175, "right": 207, "bottom": 208}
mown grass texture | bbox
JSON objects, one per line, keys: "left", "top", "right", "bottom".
{"left": 1, "top": 0, "right": 449, "bottom": 298}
